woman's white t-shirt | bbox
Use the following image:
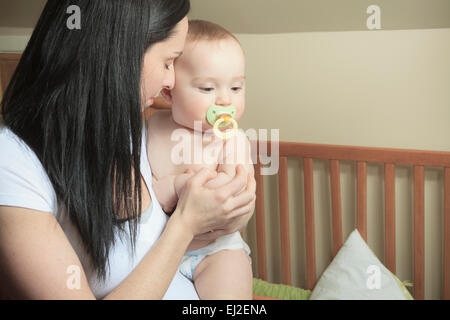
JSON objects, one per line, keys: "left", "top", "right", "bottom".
{"left": 0, "top": 121, "right": 199, "bottom": 300}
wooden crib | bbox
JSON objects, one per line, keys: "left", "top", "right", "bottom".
{"left": 249, "top": 140, "right": 450, "bottom": 300}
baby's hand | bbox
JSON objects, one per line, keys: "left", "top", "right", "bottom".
{"left": 174, "top": 169, "right": 196, "bottom": 198}
{"left": 152, "top": 175, "right": 178, "bottom": 213}
{"left": 203, "top": 171, "right": 235, "bottom": 189}
{"left": 153, "top": 169, "right": 195, "bottom": 214}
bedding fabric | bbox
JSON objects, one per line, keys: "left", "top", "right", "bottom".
{"left": 253, "top": 278, "right": 311, "bottom": 300}
{"left": 309, "top": 229, "right": 413, "bottom": 300}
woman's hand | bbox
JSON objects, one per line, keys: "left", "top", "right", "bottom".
{"left": 194, "top": 172, "right": 256, "bottom": 241}
{"left": 169, "top": 165, "right": 256, "bottom": 238}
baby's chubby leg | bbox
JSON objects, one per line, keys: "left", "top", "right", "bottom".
{"left": 192, "top": 249, "right": 253, "bottom": 300}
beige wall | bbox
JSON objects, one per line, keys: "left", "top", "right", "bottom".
{"left": 237, "top": 28, "right": 450, "bottom": 151}
{"left": 190, "top": 0, "right": 450, "bottom": 33}
{"left": 239, "top": 28, "right": 450, "bottom": 299}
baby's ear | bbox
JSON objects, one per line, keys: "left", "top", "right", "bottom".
{"left": 160, "top": 88, "right": 173, "bottom": 105}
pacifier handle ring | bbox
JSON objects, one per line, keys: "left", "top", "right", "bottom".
{"left": 213, "top": 118, "right": 238, "bottom": 140}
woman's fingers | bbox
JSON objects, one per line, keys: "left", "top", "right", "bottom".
{"left": 174, "top": 165, "right": 255, "bottom": 238}
{"left": 222, "top": 173, "right": 256, "bottom": 228}
{"left": 221, "top": 172, "right": 256, "bottom": 214}
{"left": 217, "top": 165, "right": 248, "bottom": 199}
{"left": 228, "top": 202, "right": 254, "bottom": 219}
{"left": 247, "top": 173, "right": 256, "bottom": 194}
{"left": 224, "top": 189, "right": 255, "bottom": 214}
{"left": 195, "top": 214, "right": 248, "bottom": 240}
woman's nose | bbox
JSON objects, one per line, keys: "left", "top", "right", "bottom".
{"left": 162, "top": 69, "right": 175, "bottom": 90}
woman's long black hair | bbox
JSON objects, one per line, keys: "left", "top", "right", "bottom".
{"left": 1, "top": 0, "right": 190, "bottom": 281}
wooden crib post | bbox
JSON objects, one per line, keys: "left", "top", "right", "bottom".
{"left": 384, "top": 163, "right": 396, "bottom": 274}
{"left": 278, "top": 157, "right": 291, "bottom": 285}
{"left": 444, "top": 168, "right": 450, "bottom": 300}
{"left": 357, "top": 162, "right": 368, "bottom": 241}
{"left": 330, "top": 160, "right": 343, "bottom": 257}
{"left": 414, "top": 166, "right": 425, "bottom": 300}
{"left": 254, "top": 162, "right": 268, "bottom": 281}
{"left": 303, "top": 158, "right": 316, "bottom": 290}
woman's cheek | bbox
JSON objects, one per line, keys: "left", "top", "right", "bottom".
{"left": 142, "top": 68, "right": 163, "bottom": 105}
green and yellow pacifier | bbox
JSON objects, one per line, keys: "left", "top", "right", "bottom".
{"left": 206, "top": 105, "right": 238, "bottom": 140}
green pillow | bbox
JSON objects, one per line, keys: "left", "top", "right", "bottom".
{"left": 253, "top": 278, "right": 311, "bottom": 300}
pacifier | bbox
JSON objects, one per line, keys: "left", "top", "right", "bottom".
{"left": 206, "top": 105, "right": 238, "bottom": 140}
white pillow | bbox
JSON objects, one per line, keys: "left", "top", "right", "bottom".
{"left": 309, "top": 229, "right": 413, "bottom": 300}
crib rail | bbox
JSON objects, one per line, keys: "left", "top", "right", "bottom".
{"left": 251, "top": 140, "right": 450, "bottom": 300}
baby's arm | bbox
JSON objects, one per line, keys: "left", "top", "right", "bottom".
{"left": 152, "top": 172, "right": 192, "bottom": 214}
{"left": 204, "top": 130, "right": 254, "bottom": 191}
{"left": 154, "top": 167, "right": 237, "bottom": 215}
{"left": 154, "top": 130, "right": 254, "bottom": 211}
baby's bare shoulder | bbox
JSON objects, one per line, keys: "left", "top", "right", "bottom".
{"left": 147, "top": 110, "right": 179, "bottom": 140}
{"left": 147, "top": 110, "right": 172, "bottom": 130}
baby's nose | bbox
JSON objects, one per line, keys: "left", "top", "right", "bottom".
{"left": 215, "top": 91, "right": 231, "bottom": 106}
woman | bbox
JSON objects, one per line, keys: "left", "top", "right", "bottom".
{"left": 0, "top": 0, "right": 255, "bottom": 299}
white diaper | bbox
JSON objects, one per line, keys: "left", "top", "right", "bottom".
{"left": 178, "top": 231, "right": 251, "bottom": 281}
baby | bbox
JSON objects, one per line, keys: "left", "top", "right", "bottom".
{"left": 146, "top": 20, "right": 254, "bottom": 299}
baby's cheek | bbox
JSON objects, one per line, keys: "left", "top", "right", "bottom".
{"left": 171, "top": 104, "right": 201, "bottom": 129}
{"left": 184, "top": 98, "right": 211, "bottom": 121}
{"left": 172, "top": 89, "right": 214, "bottom": 128}
{"left": 233, "top": 104, "right": 245, "bottom": 122}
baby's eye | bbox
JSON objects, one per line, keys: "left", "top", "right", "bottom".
{"left": 199, "top": 87, "right": 214, "bottom": 92}
{"left": 231, "top": 87, "right": 242, "bottom": 92}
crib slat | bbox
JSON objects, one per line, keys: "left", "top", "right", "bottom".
{"left": 385, "top": 164, "right": 396, "bottom": 274}
{"left": 330, "top": 160, "right": 343, "bottom": 256}
{"left": 414, "top": 166, "right": 425, "bottom": 300}
{"left": 278, "top": 157, "right": 291, "bottom": 285}
{"left": 303, "top": 158, "right": 316, "bottom": 290}
{"left": 444, "top": 168, "right": 450, "bottom": 300}
{"left": 254, "top": 162, "right": 267, "bottom": 281}
{"left": 357, "top": 162, "right": 367, "bottom": 241}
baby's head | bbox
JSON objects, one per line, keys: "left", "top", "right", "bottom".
{"left": 161, "top": 19, "right": 246, "bottom": 132}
